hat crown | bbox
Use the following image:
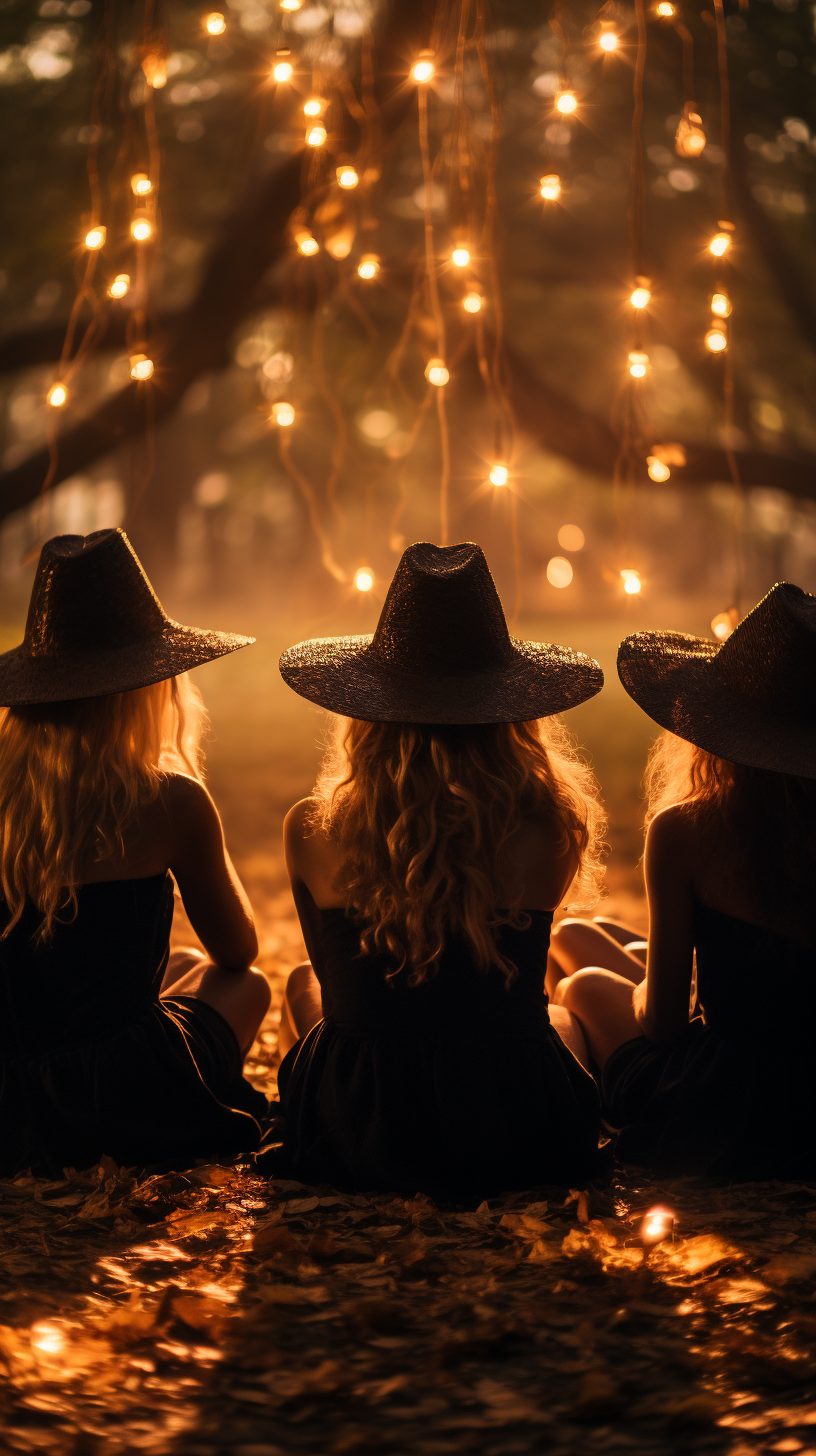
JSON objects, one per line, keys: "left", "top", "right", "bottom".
{"left": 716, "top": 582, "right": 816, "bottom": 718}
{"left": 367, "top": 542, "right": 515, "bottom": 676}
{"left": 23, "top": 529, "right": 167, "bottom": 661}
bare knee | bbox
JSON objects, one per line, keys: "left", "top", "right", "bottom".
{"left": 285, "top": 962, "right": 316, "bottom": 1005}
{"left": 558, "top": 967, "right": 609, "bottom": 1018}
{"left": 246, "top": 966, "right": 272, "bottom": 1019}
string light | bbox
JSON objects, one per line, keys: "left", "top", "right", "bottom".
{"left": 705, "top": 325, "right": 727, "bottom": 353}
{"left": 657, "top": 1, "right": 675, "bottom": 13}
{"left": 47, "top": 383, "right": 67, "bottom": 408}
{"left": 640, "top": 1205, "right": 674, "bottom": 1245}
{"left": 354, "top": 567, "right": 374, "bottom": 592}
{"left": 621, "top": 569, "right": 642, "bottom": 594}
{"left": 130, "top": 172, "right": 152, "bottom": 196}
{"left": 142, "top": 54, "right": 167, "bottom": 88}
{"left": 675, "top": 109, "right": 706, "bottom": 159}
{"left": 547, "top": 556, "right": 573, "bottom": 588}
{"left": 129, "top": 354, "right": 154, "bottom": 381}
{"left": 337, "top": 165, "right": 358, "bottom": 188}
{"left": 555, "top": 91, "right": 577, "bottom": 115}
{"left": 272, "top": 53, "right": 293, "bottom": 83}
{"left": 489, "top": 463, "right": 509, "bottom": 486}
{"left": 280, "top": 0, "right": 302, "bottom": 10}
{"left": 539, "top": 174, "right": 561, "bottom": 201}
{"left": 711, "top": 291, "right": 731, "bottom": 318}
{"left": 647, "top": 455, "right": 671, "bottom": 482}
{"left": 425, "top": 358, "right": 449, "bottom": 387}
{"left": 296, "top": 230, "right": 319, "bottom": 256}
{"left": 463, "top": 292, "right": 483, "bottom": 314}
{"left": 599, "top": 28, "right": 619, "bottom": 52}
{"left": 131, "top": 216, "right": 153, "bottom": 242}
{"left": 84, "top": 225, "right": 106, "bottom": 250}
{"left": 628, "top": 350, "right": 649, "bottom": 378}
{"left": 709, "top": 231, "right": 732, "bottom": 257}
{"left": 205, "top": 12, "right": 226, "bottom": 34}
{"left": 109, "top": 273, "right": 130, "bottom": 298}
{"left": 272, "top": 401, "right": 295, "bottom": 426}
{"left": 303, "top": 97, "right": 325, "bottom": 117}
{"left": 711, "top": 609, "right": 737, "bottom": 641}
{"left": 357, "top": 254, "right": 379, "bottom": 280}
{"left": 306, "top": 125, "right": 327, "bottom": 148}
{"left": 629, "top": 278, "right": 651, "bottom": 309}
{"left": 411, "top": 51, "right": 435, "bottom": 84}
{"left": 557, "top": 523, "right": 585, "bottom": 551}
{"left": 451, "top": 246, "right": 470, "bottom": 268}
{"left": 326, "top": 234, "right": 352, "bottom": 259}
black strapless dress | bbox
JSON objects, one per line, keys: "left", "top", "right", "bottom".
{"left": 274, "top": 906, "right": 603, "bottom": 1199}
{"left": 603, "top": 897, "right": 816, "bottom": 1179}
{"left": 0, "top": 874, "right": 268, "bottom": 1175}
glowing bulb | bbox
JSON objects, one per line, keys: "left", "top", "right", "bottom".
{"left": 675, "top": 115, "right": 706, "bottom": 158}
{"left": 599, "top": 30, "right": 619, "bottom": 51}
{"left": 705, "top": 326, "right": 727, "bottom": 353}
{"left": 84, "top": 225, "right": 106, "bottom": 250}
{"left": 47, "top": 383, "right": 67, "bottom": 408}
{"left": 425, "top": 358, "right": 449, "bottom": 387}
{"left": 307, "top": 125, "right": 327, "bottom": 147}
{"left": 463, "top": 292, "right": 483, "bottom": 313}
{"left": 539, "top": 173, "right": 561, "bottom": 201}
{"left": 628, "top": 350, "right": 649, "bottom": 378}
{"left": 31, "top": 1321, "right": 66, "bottom": 1355}
{"left": 657, "top": 2, "right": 675, "bottom": 14}
{"left": 557, "top": 523, "right": 585, "bottom": 551}
{"left": 555, "top": 91, "right": 577, "bottom": 115}
{"left": 354, "top": 567, "right": 374, "bottom": 592}
{"left": 711, "top": 291, "right": 731, "bottom": 317}
{"left": 357, "top": 254, "right": 379, "bottom": 279}
{"left": 273, "top": 59, "right": 293, "bottom": 83}
{"left": 205, "top": 11, "right": 226, "bottom": 34}
{"left": 647, "top": 455, "right": 671, "bottom": 482}
{"left": 130, "top": 353, "right": 154, "bottom": 381}
{"left": 109, "top": 273, "right": 130, "bottom": 299}
{"left": 709, "top": 231, "right": 732, "bottom": 257}
{"left": 131, "top": 217, "right": 153, "bottom": 243}
{"left": 621, "top": 569, "right": 642, "bottom": 594}
{"left": 143, "top": 55, "right": 167, "bottom": 88}
{"left": 630, "top": 285, "right": 651, "bottom": 309}
{"left": 280, "top": 0, "right": 302, "bottom": 10}
{"left": 547, "top": 556, "right": 574, "bottom": 589}
{"left": 411, "top": 52, "right": 435, "bottom": 83}
{"left": 640, "top": 1205, "right": 674, "bottom": 1245}
{"left": 130, "top": 172, "right": 152, "bottom": 196}
{"left": 296, "top": 231, "right": 319, "bottom": 256}
{"left": 711, "top": 609, "right": 737, "bottom": 641}
{"left": 337, "top": 165, "right": 358, "bottom": 188}
{"left": 303, "top": 97, "right": 325, "bottom": 117}
{"left": 451, "top": 246, "right": 470, "bottom": 268}
{"left": 489, "top": 463, "right": 509, "bottom": 486}
{"left": 272, "top": 401, "right": 295, "bottom": 426}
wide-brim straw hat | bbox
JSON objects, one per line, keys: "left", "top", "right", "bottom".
{"left": 0, "top": 528, "right": 254, "bottom": 705}
{"left": 617, "top": 581, "right": 816, "bottom": 778}
{"left": 279, "top": 541, "right": 603, "bottom": 723}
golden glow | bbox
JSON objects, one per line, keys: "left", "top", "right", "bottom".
{"left": 272, "top": 59, "right": 293, "bottom": 83}
{"left": 205, "top": 12, "right": 226, "bottom": 34}
{"left": 709, "top": 231, "right": 732, "bottom": 257}
{"left": 628, "top": 350, "right": 649, "bottom": 378}
{"left": 555, "top": 91, "right": 577, "bottom": 115}
{"left": 296, "top": 231, "right": 319, "bottom": 256}
{"left": 599, "top": 30, "right": 619, "bottom": 51}
{"left": 354, "top": 567, "right": 374, "bottom": 592}
{"left": 489, "top": 463, "right": 509, "bottom": 486}
{"left": 142, "top": 55, "right": 167, "bottom": 88}
{"left": 463, "top": 292, "right": 482, "bottom": 313}
{"left": 657, "top": 1, "right": 675, "bottom": 13}
{"left": 280, "top": 0, "right": 302, "bottom": 10}
{"left": 711, "top": 292, "right": 731, "bottom": 318}
{"left": 539, "top": 173, "right": 561, "bottom": 201}
{"left": 109, "top": 273, "right": 130, "bottom": 299}
{"left": 547, "top": 556, "right": 573, "bottom": 588}
{"left": 47, "top": 383, "right": 67, "bottom": 408}
{"left": 272, "top": 401, "right": 295, "bottom": 427}
{"left": 675, "top": 112, "right": 706, "bottom": 158}
{"left": 640, "top": 1205, "right": 674, "bottom": 1244}
{"left": 630, "top": 285, "right": 651, "bottom": 309}
{"left": 303, "top": 97, "right": 325, "bottom": 117}
{"left": 130, "top": 172, "right": 152, "bottom": 196}
{"left": 705, "top": 326, "right": 727, "bottom": 353}
{"left": 31, "top": 1321, "right": 66, "bottom": 1355}
{"left": 306, "top": 125, "right": 327, "bottom": 147}
{"left": 411, "top": 53, "right": 435, "bottom": 84}
{"left": 84, "top": 225, "right": 106, "bottom": 250}
{"left": 711, "top": 610, "right": 736, "bottom": 641}
{"left": 131, "top": 216, "right": 153, "bottom": 243}
{"left": 129, "top": 354, "right": 154, "bottom": 381}
{"left": 337, "top": 165, "right": 358, "bottom": 188}
{"left": 425, "top": 358, "right": 449, "bottom": 387}
{"left": 451, "top": 246, "right": 470, "bottom": 268}
{"left": 647, "top": 456, "right": 671, "bottom": 482}
{"left": 557, "top": 523, "right": 585, "bottom": 551}
{"left": 326, "top": 234, "right": 352, "bottom": 259}
{"left": 621, "top": 568, "right": 642, "bottom": 594}
{"left": 357, "top": 254, "right": 379, "bottom": 279}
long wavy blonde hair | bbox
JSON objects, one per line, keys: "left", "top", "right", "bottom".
{"left": 644, "top": 731, "right": 816, "bottom": 927}
{"left": 310, "top": 716, "right": 606, "bottom": 984}
{"left": 0, "top": 674, "right": 206, "bottom": 940}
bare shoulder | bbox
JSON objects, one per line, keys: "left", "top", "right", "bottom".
{"left": 283, "top": 797, "right": 343, "bottom": 905}
{"left": 503, "top": 812, "right": 579, "bottom": 909}
{"left": 157, "top": 773, "right": 221, "bottom": 840}
{"left": 645, "top": 803, "right": 697, "bottom": 860}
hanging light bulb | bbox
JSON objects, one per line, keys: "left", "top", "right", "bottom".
{"left": 109, "top": 273, "right": 130, "bottom": 299}
{"left": 555, "top": 90, "right": 577, "bottom": 115}
{"left": 647, "top": 455, "right": 671, "bottom": 482}
{"left": 47, "top": 383, "right": 67, "bottom": 408}
{"left": 489, "top": 463, "right": 509, "bottom": 486}
{"left": 675, "top": 108, "right": 706, "bottom": 158}
{"left": 129, "top": 353, "right": 154, "bottom": 381}
{"left": 411, "top": 51, "right": 435, "bottom": 83}
{"left": 709, "top": 230, "right": 732, "bottom": 257}
{"left": 451, "top": 245, "right": 470, "bottom": 268}
{"left": 705, "top": 325, "right": 727, "bottom": 352}
{"left": 463, "top": 292, "right": 483, "bottom": 314}
{"left": 539, "top": 174, "right": 561, "bottom": 201}
{"left": 130, "top": 172, "right": 152, "bottom": 196}
{"left": 205, "top": 12, "right": 226, "bottom": 34}
{"left": 303, "top": 97, "right": 325, "bottom": 117}
{"left": 337, "top": 165, "right": 358, "bottom": 188}
{"left": 272, "top": 51, "right": 293, "bottom": 83}
{"left": 272, "top": 401, "right": 295, "bottom": 426}
{"left": 357, "top": 254, "right": 379, "bottom": 279}
{"left": 711, "top": 291, "right": 731, "bottom": 318}
{"left": 425, "top": 358, "right": 449, "bottom": 387}
{"left": 84, "top": 225, "right": 106, "bottom": 250}
{"left": 621, "top": 569, "right": 642, "bottom": 594}
{"left": 296, "top": 230, "right": 319, "bottom": 256}
{"left": 711, "top": 608, "right": 738, "bottom": 641}
{"left": 657, "top": 1, "right": 675, "bottom": 14}
{"left": 640, "top": 1205, "right": 674, "bottom": 1246}
{"left": 131, "top": 216, "right": 153, "bottom": 242}
{"left": 280, "top": 0, "right": 302, "bottom": 10}
{"left": 547, "top": 557, "right": 574, "bottom": 588}
{"left": 599, "top": 27, "right": 619, "bottom": 51}
{"left": 326, "top": 232, "right": 352, "bottom": 259}
{"left": 306, "top": 124, "right": 327, "bottom": 147}
{"left": 630, "top": 278, "right": 651, "bottom": 309}
{"left": 142, "top": 54, "right": 167, "bottom": 88}
{"left": 354, "top": 567, "right": 374, "bottom": 592}
{"left": 628, "top": 350, "right": 649, "bottom": 378}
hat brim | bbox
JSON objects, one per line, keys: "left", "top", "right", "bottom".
{"left": 0, "top": 621, "right": 253, "bottom": 706}
{"left": 279, "top": 634, "right": 603, "bottom": 723}
{"left": 617, "top": 630, "right": 816, "bottom": 779}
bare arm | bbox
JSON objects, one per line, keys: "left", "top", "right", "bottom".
{"left": 164, "top": 774, "right": 258, "bottom": 970}
{"left": 634, "top": 807, "right": 695, "bottom": 1044}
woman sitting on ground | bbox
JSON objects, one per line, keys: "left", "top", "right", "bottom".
{"left": 271, "top": 541, "right": 607, "bottom": 1199}
{"left": 0, "top": 528, "right": 270, "bottom": 1176}
{"left": 548, "top": 583, "right": 816, "bottom": 1180}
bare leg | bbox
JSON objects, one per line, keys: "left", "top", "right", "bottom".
{"left": 554, "top": 968, "right": 641, "bottom": 1069}
{"left": 278, "top": 962, "right": 323, "bottom": 1059}
{"left": 161, "top": 949, "right": 271, "bottom": 1057}
{"left": 548, "top": 918, "right": 646, "bottom": 989}
{"left": 548, "top": 1003, "right": 591, "bottom": 1070}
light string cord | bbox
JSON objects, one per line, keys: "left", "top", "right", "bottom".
{"left": 417, "top": 72, "right": 450, "bottom": 545}
{"left": 613, "top": 0, "right": 648, "bottom": 514}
